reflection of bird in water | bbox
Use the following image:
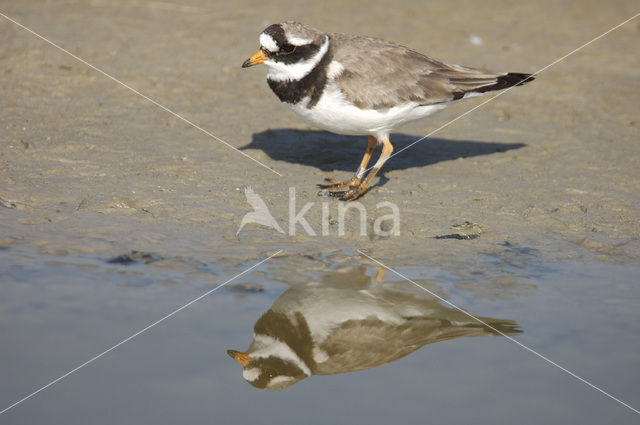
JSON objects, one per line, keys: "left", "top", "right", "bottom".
{"left": 228, "top": 267, "right": 521, "bottom": 389}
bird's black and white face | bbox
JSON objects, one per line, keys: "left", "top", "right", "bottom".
{"left": 241, "top": 21, "right": 329, "bottom": 82}
{"left": 227, "top": 349, "right": 308, "bottom": 390}
{"left": 227, "top": 310, "right": 316, "bottom": 390}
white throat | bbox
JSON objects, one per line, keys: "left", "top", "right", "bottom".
{"left": 265, "top": 36, "right": 329, "bottom": 82}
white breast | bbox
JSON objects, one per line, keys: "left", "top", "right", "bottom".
{"left": 289, "top": 82, "right": 449, "bottom": 138}
{"left": 273, "top": 287, "right": 408, "bottom": 343}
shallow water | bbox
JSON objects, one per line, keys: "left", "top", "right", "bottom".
{"left": 1, "top": 248, "right": 638, "bottom": 424}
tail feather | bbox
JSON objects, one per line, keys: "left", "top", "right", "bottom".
{"left": 471, "top": 72, "right": 534, "bottom": 94}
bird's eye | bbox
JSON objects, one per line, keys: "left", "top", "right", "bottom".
{"left": 280, "top": 44, "right": 296, "bottom": 55}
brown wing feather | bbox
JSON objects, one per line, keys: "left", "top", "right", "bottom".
{"left": 315, "top": 315, "right": 520, "bottom": 375}
{"left": 330, "top": 33, "right": 515, "bottom": 110}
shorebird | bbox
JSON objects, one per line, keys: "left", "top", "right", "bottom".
{"left": 242, "top": 21, "right": 533, "bottom": 200}
{"left": 228, "top": 267, "right": 520, "bottom": 389}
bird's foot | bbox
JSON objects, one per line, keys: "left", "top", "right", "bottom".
{"left": 334, "top": 183, "right": 370, "bottom": 201}
{"left": 317, "top": 177, "right": 361, "bottom": 199}
{"left": 317, "top": 177, "right": 360, "bottom": 191}
{"left": 317, "top": 177, "right": 369, "bottom": 201}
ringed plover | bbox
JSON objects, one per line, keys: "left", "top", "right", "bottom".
{"left": 242, "top": 21, "right": 533, "bottom": 200}
{"left": 228, "top": 267, "right": 520, "bottom": 389}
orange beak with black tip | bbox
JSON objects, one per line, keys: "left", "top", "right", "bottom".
{"left": 227, "top": 349, "right": 254, "bottom": 366}
{"left": 242, "top": 49, "right": 267, "bottom": 68}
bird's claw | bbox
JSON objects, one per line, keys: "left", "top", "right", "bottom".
{"left": 337, "top": 185, "right": 368, "bottom": 201}
{"left": 316, "top": 178, "right": 359, "bottom": 191}
{"left": 317, "top": 179, "right": 368, "bottom": 201}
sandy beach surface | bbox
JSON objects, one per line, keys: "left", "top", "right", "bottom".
{"left": 1, "top": 0, "right": 638, "bottom": 269}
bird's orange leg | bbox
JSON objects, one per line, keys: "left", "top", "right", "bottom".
{"left": 339, "top": 136, "right": 393, "bottom": 201}
{"left": 318, "top": 136, "right": 377, "bottom": 192}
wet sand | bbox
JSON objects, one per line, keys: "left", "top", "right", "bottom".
{"left": 1, "top": 1, "right": 639, "bottom": 271}
{"left": 1, "top": 1, "right": 639, "bottom": 269}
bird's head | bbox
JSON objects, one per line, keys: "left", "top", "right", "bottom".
{"left": 241, "top": 21, "right": 329, "bottom": 82}
{"left": 227, "top": 349, "right": 309, "bottom": 390}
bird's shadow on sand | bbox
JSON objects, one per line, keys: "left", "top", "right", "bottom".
{"left": 241, "top": 129, "right": 526, "bottom": 186}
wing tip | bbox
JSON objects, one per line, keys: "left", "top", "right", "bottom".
{"left": 502, "top": 72, "right": 535, "bottom": 87}
{"left": 473, "top": 72, "right": 535, "bottom": 94}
